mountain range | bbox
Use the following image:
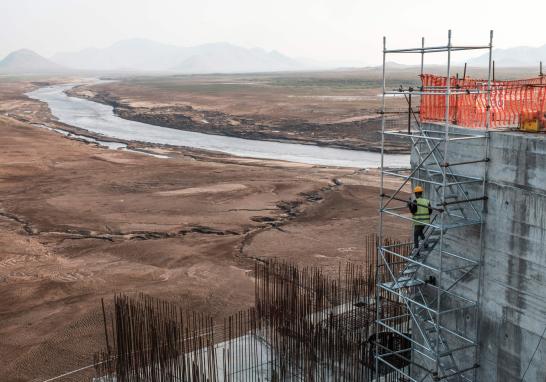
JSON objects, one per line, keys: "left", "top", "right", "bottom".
{"left": 53, "top": 39, "right": 304, "bottom": 73}
{"left": 1, "top": 39, "right": 545, "bottom": 74}
{"left": 0, "top": 39, "right": 307, "bottom": 74}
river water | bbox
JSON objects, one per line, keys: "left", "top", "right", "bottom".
{"left": 27, "top": 84, "right": 409, "bottom": 168}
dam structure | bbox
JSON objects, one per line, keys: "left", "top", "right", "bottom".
{"left": 377, "top": 30, "right": 546, "bottom": 381}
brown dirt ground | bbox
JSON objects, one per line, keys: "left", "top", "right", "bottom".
{"left": 0, "top": 78, "right": 408, "bottom": 382}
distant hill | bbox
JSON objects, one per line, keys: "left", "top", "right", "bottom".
{"left": 51, "top": 38, "right": 306, "bottom": 73}
{"left": 172, "top": 43, "right": 302, "bottom": 73}
{"left": 52, "top": 39, "right": 182, "bottom": 72}
{"left": 0, "top": 49, "right": 66, "bottom": 74}
{"left": 468, "top": 44, "right": 546, "bottom": 67}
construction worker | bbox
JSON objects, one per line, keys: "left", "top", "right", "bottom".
{"left": 407, "top": 185, "right": 432, "bottom": 249}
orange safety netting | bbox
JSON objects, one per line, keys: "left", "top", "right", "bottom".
{"left": 419, "top": 74, "right": 546, "bottom": 128}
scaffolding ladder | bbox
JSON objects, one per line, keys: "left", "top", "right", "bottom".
{"left": 375, "top": 30, "right": 493, "bottom": 382}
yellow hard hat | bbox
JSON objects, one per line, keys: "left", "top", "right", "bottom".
{"left": 414, "top": 185, "right": 424, "bottom": 193}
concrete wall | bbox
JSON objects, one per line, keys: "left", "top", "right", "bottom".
{"left": 480, "top": 131, "right": 546, "bottom": 382}
{"left": 410, "top": 125, "right": 546, "bottom": 381}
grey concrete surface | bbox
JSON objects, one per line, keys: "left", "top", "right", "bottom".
{"left": 406, "top": 124, "right": 546, "bottom": 381}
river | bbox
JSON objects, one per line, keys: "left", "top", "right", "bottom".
{"left": 27, "top": 83, "right": 409, "bottom": 168}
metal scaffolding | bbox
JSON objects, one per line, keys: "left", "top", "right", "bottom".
{"left": 376, "top": 30, "right": 493, "bottom": 382}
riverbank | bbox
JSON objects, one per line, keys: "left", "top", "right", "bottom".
{"left": 27, "top": 83, "right": 409, "bottom": 168}
{"left": 66, "top": 75, "right": 410, "bottom": 154}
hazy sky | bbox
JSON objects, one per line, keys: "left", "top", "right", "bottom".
{"left": 1, "top": 0, "right": 545, "bottom": 65}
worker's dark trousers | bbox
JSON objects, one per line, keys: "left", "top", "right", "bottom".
{"left": 413, "top": 225, "right": 425, "bottom": 249}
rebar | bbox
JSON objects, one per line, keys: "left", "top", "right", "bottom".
{"left": 93, "top": 234, "right": 412, "bottom": 381}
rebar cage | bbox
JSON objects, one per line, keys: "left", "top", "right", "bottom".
{"left": 376, "top": 30, "right": 493, "bottom": 382}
